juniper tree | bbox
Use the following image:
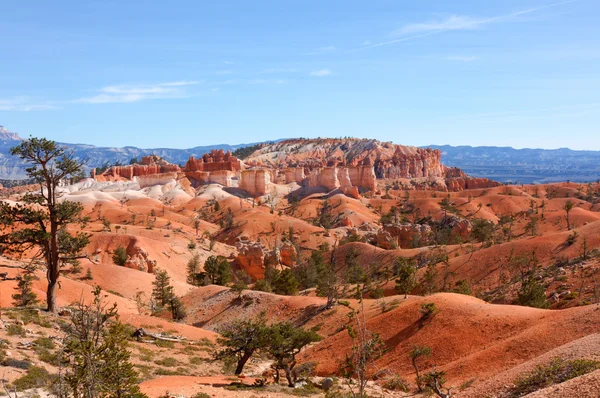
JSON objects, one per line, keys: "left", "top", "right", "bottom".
{"left": 215, "top": 314, "right": 270, "bottom": 375}
{"left": 0, "top": 137, "right": 90, "bottom": 313}
{"left": 265, "top": 322, "right": 321, "bottom": 387}
{"left": 409, "top": 345, "right": 432, "bottom": 392}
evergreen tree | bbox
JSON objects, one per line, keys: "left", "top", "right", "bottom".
{"left": 265, "top": 322, "right": 321, "bottom": 387}
{"left": 12, "top": 272, "right": 39, "bottom": 307}
{"left": 316, "top": 261, "right": 339, "bottom": 309}
{"left": 63, "top": 286, "right": 147, "bottom": 397}
{"left": 345, "top": 247, "right": 366, "bottom": 284}
{"left": 517, "top": 276, "right": 549, "bottom": 309}
{"left": 203, "top": 255, "right": 232, "bottom": 285}
{"left": 186, "top": 253, "right": 202, "bottom": 285}
{"left": 394, "top": 257, "right": 417, "bottom": 299}
{"left": 112, "top": 246, "right": 128, "bottom": 266}
{"left": 215, "top": 314, "right": 270, "bottom": 375}
{"left": 167, "top": 295, "right": 186, "bottom": 321}
{"left": 272, "top": 269, "right": 299, "bottom": 296}
{"left": 152, "top": 269, "right": 174, "bottom": 309}
{"left": 0, "top": 138, "right": 89, "bottom": 312}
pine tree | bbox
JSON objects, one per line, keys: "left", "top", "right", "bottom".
{"left": 63, "top": 286, "right": 148, "bottom": 397}
{"left": 12, "top": 272, "right": 39, "bottom": 307}
{"left": 394, "top": 257, "right": 417, "bottom": 299}
{"left": 272, "top": 269, "right": 299, "bottom": 296}
{"left": 186, "top": 253, "right": 202, "bottom": 285}
{"left": 0, "top": 138, "right": 90, "bottom": 312}
{"left": 517, "top": 276, "right": 549, "bottom": 309}
{"left": 168, "top": 295, "right": 186, "bottom": 321}
{"left": 152, "top": 269, "right": 174, "bottom": 309}
{"left": 203, "top": 255, "right": 232, "bottom": 285}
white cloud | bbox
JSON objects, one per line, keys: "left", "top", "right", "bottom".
{"left": 351, "top": 0, "right": 577, "bottom": 52}
{"left": 0, "top": 97, "right": 56, "bottom": 111}
{"left": 76, "top": 81, "right": 199, "bottom": 104}
{"left": 214, "top": 70, "right": 233, "bottom": 75}
{"left": 394, "top": 15, "right": 485, "bottom": 36}
{"left": 310, "top": 69, "right": 332, "bottom": 77}
{"left": 446, "top": 55, "right": 479, "bottom": 61}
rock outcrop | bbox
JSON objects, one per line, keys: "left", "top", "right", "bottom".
{"left": 183, "top": 150, "right": 242, "bottom": 173}
{"left": 124, "top": 246, "right": 157, "bottom": 273}
{"left": 137, "top": 172, "right": 178, "bottom": 188}
{"left": 376, "top": 223, "right": 433, "bottom": 249}
{"left": 183, "top": 150, "right": 241, "bottom": 187}
{"left": 239, "top": 169, "right": 272, "bottom": 196}
{"left": 235, "top": 240, "right": 267, "bottom": 279}
{"left": 95, "top": 156, "right": 180, "bottom": 181}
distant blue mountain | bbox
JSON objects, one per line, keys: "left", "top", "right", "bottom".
{"left": 425, "top": 145, "right": 600, "bottom": 184}
{"left": 1, "top": 125, "right": 599, "bottom": 184}
{"left": 0, "top": 125, "right": 278, "bottom": 180}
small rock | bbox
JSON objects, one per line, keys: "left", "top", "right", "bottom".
{"left": 322, "top": 377, "right": 334, "bottom": 391}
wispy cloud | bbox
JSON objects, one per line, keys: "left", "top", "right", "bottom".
{"left": 0, "top": 97, "right": 56, "bottom": 111}
{"left": 350, "top": 0, "right": 577, "bottom": 52}
{"left": 214, "top": 70, "right": 233, "bottom": 75}
{"left": 307, "top": 45, "right": 336, "bottom": 55}
{"left": 310, "top": 69, "right": 333, "bottom": 77}
{"left": 446, "top": 55, "right": 479, "bottom": 61}
{"left": 77, "top": 81, "right": 200, "bottom": 104}
{"left": 395, "top": 15, "right": 485, "bottom": 36}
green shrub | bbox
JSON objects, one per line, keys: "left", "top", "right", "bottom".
{"left": 419, "top": 302, "right": 438, "bottom": 320}
{"left": 509, "top": 358, "right": 600, "bottom": 397}
{"left": 189, "top": 356, "right": 205, "bottom": 365}
{"left": 154, "top": 357, "right": 178, "bottom": 367}
{"left": 34, "top": 337, "right": 56, "bottom": 349}
{"left": 383, "top": 375, "right": 410, "bottom": 392}
{"left": 112, "top": 246, "right": 128, "bottom": 266}
{"left": 12, "top": 366, "right": 50, "bottom": 391}
{"left": 7, "top": 323, "right": 26, "bottom": 337}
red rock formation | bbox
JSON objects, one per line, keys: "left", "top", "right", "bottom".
{"left": 183, "top": 150, "right": 241, "bottom": 173}
{"left": 380, "top": 223, "right": 433, "bottom": 249}
{"left": 235, "top": 240, "right": 267, "bottom": 279}
{"left": 445, "top": 177, "right": 502, "bottom": 191}
{"left": 279, "top": 242, "right": 297, "bottom": 267}
{"left": 96, "top": 156, "right": 181, "bottom": 181}
{"left": 239, "top": 169, "right": 272, "bottom": 196}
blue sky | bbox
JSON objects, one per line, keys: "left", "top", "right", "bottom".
{"left": 1, "top": 0, "right": 598, "bottom": 149}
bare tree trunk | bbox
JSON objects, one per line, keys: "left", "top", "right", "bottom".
{"left": 235, "top": 351, "right": 253, "bottom": 375}
{"left": 284, "top": 366, "right": 294, "bottom": 387}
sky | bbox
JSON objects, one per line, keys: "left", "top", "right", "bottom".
{"left": 1, "top": 0, "right": 599, "bottom": 150}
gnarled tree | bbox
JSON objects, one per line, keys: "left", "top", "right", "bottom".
{"left": 0, "top": 138, "right": 89, "bottom": 312}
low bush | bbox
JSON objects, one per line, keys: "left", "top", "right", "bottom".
{"left": 508, "top": 358, "right": 600, "bottom": 397}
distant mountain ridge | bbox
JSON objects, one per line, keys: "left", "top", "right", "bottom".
{"left": 0, "top": 125, "right": 278, "bottom": 180}
{"left": 1, "top": 125, "right": 599, "bottom": 183}
{"left": 425, "top": 145, "right": 600, "bottom": 184}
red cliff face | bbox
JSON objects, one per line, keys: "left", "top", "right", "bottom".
{"left": 96, "top": 156, "right": 181, "bottom": 181}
